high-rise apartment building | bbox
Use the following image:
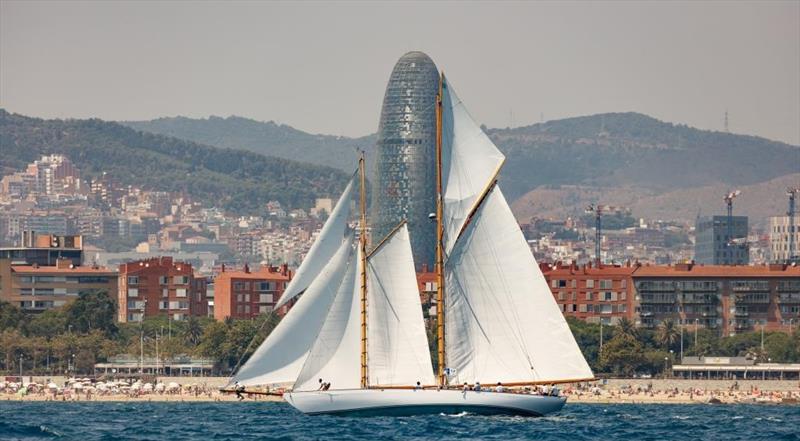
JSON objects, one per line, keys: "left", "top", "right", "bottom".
{"left": 769, "top": 215, "right": 800, "bottom": 263}
{"left": 372, "top": 51, "right": 439, "bottom": 269}
{"left": 695, "top": 215, "right": 749, "bottom": 265}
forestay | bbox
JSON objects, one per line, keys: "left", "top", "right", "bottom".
{"left": 440, "top": 77, "right": 505, "bottom": 254}
{"left": 367, "top": 224, "right": 436, "bottom": 387}
{"left": 231, "top": 235, "right": 354, "bottom": 387}
{"left": 293, "top": 246, "right": 362, "bottom": 391}
{"left": 276, "top": 174, "right": 355, "bottom": 309}
{"left": 444, "top": 186, "right": 593, "bottom": 384}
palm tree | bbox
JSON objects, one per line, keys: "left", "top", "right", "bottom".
{"left": 615, "top": 317, "right": 638, "bottom": 340}
{"left": 183, "top": 317, "right": 203, "bottom": 346}
{"left": 656, "top": 319, "right": 680, "bottom": 351}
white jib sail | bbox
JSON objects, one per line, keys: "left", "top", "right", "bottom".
{"left": 231, "top": 235, "right": 354, "bottom": 387}
{"left": 293, "top": 246, "right": 362, "bottom": 391}
{"left": 276, "top": 173, "right": 355, "bottom": 309}
{"left": 445, "top": 186, "right": 593, "bottom": 384}
{"left": 440, "top": 77, "right": 506, "bottom": 253}
{"left": 367, "top": 224, "right": 436, "bottom": 387}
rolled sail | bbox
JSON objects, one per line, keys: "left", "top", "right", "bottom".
{"left": 367, "top": 224, "right": 436, "bottom": 387}
{"left": 276, "top": 173, "right": 355, "bottom": 309}
{"left": 231, "top": 234, "right": 354, "bottom": 387}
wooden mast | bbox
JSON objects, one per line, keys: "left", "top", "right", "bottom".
{"left": 358, "top": 152, "right": 369, "bottom": 389}
{"left": 435, "top": 73, "right": 446, "bottom": 387}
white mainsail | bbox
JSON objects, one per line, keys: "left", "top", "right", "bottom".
{"left": 440, "top": 76, "right": 593, "bottom": 385}
{"left": 440, "top": 78, "right": 505, "bottom": 254}
{"left": 293, "top": 246, "right": 362, "bottom": 391}
{"left": 367, "top": 224, "right": 436, "bottom": 387}
{"left": 231, "top": 235, "right": 354, "bottom": 387}
{"left": 276, "top": 174, "right": 356, "bottom": 309}
{"left": 445, "top": 187, "right": 593, "bottom": 384}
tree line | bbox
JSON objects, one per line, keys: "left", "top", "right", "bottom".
{"left": 1, "top": 291, "right": 798, "bottom": 377}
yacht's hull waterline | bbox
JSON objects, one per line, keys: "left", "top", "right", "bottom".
{"left": 284, "top": 389, "right": 566, "bottom": 416}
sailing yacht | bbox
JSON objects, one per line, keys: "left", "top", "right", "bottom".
{"left": 229, "top": 74, "right": 594, "bottom": 416}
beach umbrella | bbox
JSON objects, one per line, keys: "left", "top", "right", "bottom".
{"left": 155, "top": 383, "right": 166, "bottom": 391}
{"left": 73, "top": 383, "right": 84, "bottom": 389}
{"left": 48, "top": 382, "right": 58, "bottom": 389}
{"left": 143, "top": 383, "right": 154, "bottom": 391}
{"left": 167, "top": 382, "right": 180, "bottom": 390}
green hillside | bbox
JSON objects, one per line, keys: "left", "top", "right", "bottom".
{"left": 123, "top": 115, "right": 376, "bottom": 172}
{"left": 0, "top": 110, "right": 349, "bottom": 213}
{"left": 124, "top": 112, "right": 799, "bottom": 203}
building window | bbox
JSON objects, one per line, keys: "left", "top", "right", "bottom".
{"left": 571, "top": 280, "right": 577, "bottom": 288}
{"left": 173, "top": 276, "right": 189, "bottom": 285}
{"left": 586, "top": 279, "right": 595, "bottom": 288}
{"left": 558, "top": 292, "right": 565, "bottom": 301}
{"left": 176, "top": 288, "right": 187, "bottom": 298}
{"left": 259, "top": 294, "right": 274, "bottom": 304}
{"left": 256, "top": 281, "right": 273, "bottom": 291}
{"left": 162, "top": 288, "right": 169, "bottom": 298}
{"left": 600, "top": 280, "right": 613, "bottom": 289}
{"left": 159, "top": 276, "right": 169, "bottom": 285}
{"left": 127, "top": 276, "right": 139, "bottom": 285}
{"left": 585, "top": 292, "right": 592, "bottom": 301}
{"left": 127, "top": 288, "right": 138, "bottom": 297}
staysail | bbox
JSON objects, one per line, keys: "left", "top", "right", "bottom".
{"left": 293, "top": 246, "right": 362, "bottom": 391}
{"left": 276, "top": 173, "right": 356, "bottom": 309}
{"left": 367, "top": 223, "right": 436, "bottom": 387}
{"left": 231, "top": 234, "right": 354, "bottom": 387}
{"left": 440, "top": 76, "right": 593, "bottom": 385}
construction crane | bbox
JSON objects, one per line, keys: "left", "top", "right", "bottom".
{"left": 585, "top": 204, "right": 603, "bottom": 266}
{"left": 788, "top": 187, "right": 799, "bottom": 263}
{"left": 723, "top": 190, "right": 741, "bottom": 247}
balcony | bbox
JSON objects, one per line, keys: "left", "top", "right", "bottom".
{"left": 679, "top": 296, "right": 717, "bottom": 304}
{"left": 733, "top": 310, "right": 749, "bottom": 317}
{"left": 734, "top": 295, "right": 770, "bottom": 304}
{"left": 778, "top": 294, "right": 800, "bottom": 304}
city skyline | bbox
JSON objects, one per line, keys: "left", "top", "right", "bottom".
{"left": 1, "top": 1, "right": 798, "bottom": 145}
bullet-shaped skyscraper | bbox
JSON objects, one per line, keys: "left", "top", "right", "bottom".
{"left": 372, "top": 52, "right": 439, "bottom": 269}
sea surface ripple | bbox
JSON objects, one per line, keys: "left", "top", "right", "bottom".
{"left": 0, "top": 401, "right": 797, "bottom": 440}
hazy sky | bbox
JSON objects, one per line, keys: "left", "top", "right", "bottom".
{"left": 2, "top": 1, "right": 799, "bottom": 144}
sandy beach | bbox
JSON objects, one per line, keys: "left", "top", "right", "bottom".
{"left": 3, "top": 377, "right": 798, "bottom": 405}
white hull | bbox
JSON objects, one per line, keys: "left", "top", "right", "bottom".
{"left": 284, "top": 389, "right": 566, "bottom": 416}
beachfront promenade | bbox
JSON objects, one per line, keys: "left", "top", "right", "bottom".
{"left": 3, "top": 377, "right": 799, "bottom": 405}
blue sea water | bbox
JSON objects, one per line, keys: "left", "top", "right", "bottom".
{"left": 0, "top": 401, "right": 797, "bottom": 440}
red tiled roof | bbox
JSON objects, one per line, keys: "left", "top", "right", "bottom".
{"left": 216, "top": 268, "right": 291, "bottom": 281}
{"left": 633, "top": 264, "right": 800, "bottom": 278}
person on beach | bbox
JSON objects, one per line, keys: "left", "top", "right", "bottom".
{"left": 462, "top": 382, "right": 469, "bottom": 393}
{"left": 473, "top": 381, "right": 481, "bottom": 392}
{"left": 495, "top": 382, "right": 505, "bottom": 393}
{"left": 415, "top": 381, "right": 422, "bottom": 390}
{"left": 318, "top": 378, "right": 325, "bottom": 390}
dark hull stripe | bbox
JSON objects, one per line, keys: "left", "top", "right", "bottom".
{"left": 303, "top": 403, "right": 546, "bottom": 417}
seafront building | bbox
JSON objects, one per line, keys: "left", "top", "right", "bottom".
{"left": 213, "top": 264, "right": 291, "bottom": 320}
{"left": 372, "top": 51, "right": 439, "bottom": 269}
{"left": 542, "top": 261, "right": 800, "bottom": 335}
{"left": 117, "top": 256, "right": 208, "bottom": 323}
{"left": 0, "top": 233, "right": 117, "bottom": 312}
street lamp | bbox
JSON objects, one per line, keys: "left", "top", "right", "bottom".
{"left": 760, "top": 323, "right": 765, "bottom": 352}
{"left": 694, "top": 318, "right": 699, "bottom": 349}
{"left": 19, "top": 354, "right": 24, "bottom": 379}
{"left": 680, "top": 324, "right": 684, "bottom": 362}
{"left": 664, "top": 357, "right": 669, "bottom": 378}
